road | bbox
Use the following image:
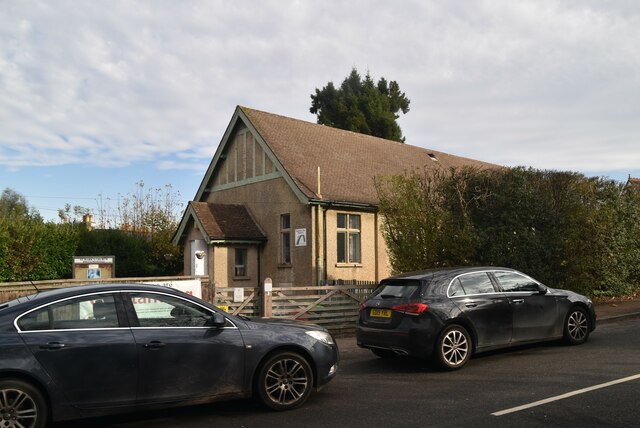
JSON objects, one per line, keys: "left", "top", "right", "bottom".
{"left": 58, "top": 317, "right": 640, "bottom": 428}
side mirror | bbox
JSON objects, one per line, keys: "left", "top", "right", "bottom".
{"left": 205, "top": 312, "right": 227, "bottom": 328}
{"left": 538, "top": 284, "right": 548, "bottom": 295}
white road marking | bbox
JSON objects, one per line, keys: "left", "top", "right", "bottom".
{"left": 492, "top": 373, "right": 640, "bottom": 416}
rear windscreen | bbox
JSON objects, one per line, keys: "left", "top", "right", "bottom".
{"left": 370, "top": 279, "right": 422, "bottom": 299}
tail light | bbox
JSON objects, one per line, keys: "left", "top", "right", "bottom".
{"left": 359, "top": 303, "right": 367, "bottom": 311}
{"left": 392, "top": 303, "right": 429, "bottom": 315}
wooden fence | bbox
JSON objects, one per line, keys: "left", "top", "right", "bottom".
{"left": 1, "top": 278, "right": 378, "bottom": 334}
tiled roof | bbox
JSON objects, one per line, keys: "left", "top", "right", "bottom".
{"left": 241, "top": 107, "right": 497, "bottom": 205}
{"left": 627, "top": 177, "right": 640, "bottom": 190}
{"left": 191, "top": 202, "right": 266, "bottom": 241}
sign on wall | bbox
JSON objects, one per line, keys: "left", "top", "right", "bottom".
{"left": 295, "top": 228, "right": 307, "bottom": 246}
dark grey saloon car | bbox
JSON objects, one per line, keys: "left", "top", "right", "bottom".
{"left": 0, "top": 283, "right": 338, "bottom": 427}
{"left": 357, "top": 267, "right": 596, "bottom": 370}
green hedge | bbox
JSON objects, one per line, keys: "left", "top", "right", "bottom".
{"left": 0, "top": 220, "right": 183, "bottom": 281}
{"left": 376, "top": 167, "right": 640, "bottom": 298}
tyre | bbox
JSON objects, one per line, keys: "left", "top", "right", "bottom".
{"left": 257, "top": 352, "right": 314, "bottom": 411}
{"left": 435, "top": 325, "right": 472, "bottom": 370}
{"left": 371, "top": 349, "right": 397, "bottom": 359}
{"left": 564, "top": 306, "right": 590, "bottom": 345}
{"left": 0, "top": 379, "right": 48, "bottom": 428}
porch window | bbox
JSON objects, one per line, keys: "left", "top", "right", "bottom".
{"left": 280, "top": 214, "right": 291, "bottom": 264}
{"left": 235, "top": 248, "right": 247, "bottom": 277}
{"left": 337, "top": 213, "right": 361, "bottom": 263}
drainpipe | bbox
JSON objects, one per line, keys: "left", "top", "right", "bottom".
{"left": 315, "top": 166, "right": 323, "bottom": 286}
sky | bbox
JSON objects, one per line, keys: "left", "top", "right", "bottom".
{"left": 1, "top": 0, "right": 639, "bottom": 222}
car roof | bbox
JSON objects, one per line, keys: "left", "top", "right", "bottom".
{"left": 385, "top": 266, "right": 518, "bottom": 281}
{"left": 4, "top": 282, "right": 186, "bottom": 307}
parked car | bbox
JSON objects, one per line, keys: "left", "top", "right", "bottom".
{"left": 357, "top": 267, "right": 596, "bottom": 370}
{"left": 0, "top": 283, "right": 338, "bottom": 427}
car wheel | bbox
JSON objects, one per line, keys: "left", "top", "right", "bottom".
{"left": 564, "top": 306, "right": 590, "bottom": 345}
{"left": 257, "top": 352, "right": 314, "bottom": 411}
{"left": 0, "top": 379, "right": 48, "bottom": 428}
{"left": 436, "top": 325, "right": 472, "bottom": 370}
{"left": 371, "top": 349, "right": 397, "bottom": 359}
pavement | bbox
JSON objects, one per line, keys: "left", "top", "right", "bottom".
{"left": 595, "top": 297, "right": 640, "bottom": 323}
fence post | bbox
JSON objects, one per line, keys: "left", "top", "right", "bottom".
{"left": 261, "top": 277, "right": 272, "bottom": 317}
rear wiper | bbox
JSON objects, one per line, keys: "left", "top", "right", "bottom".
{"left": 379, "top": 294, "right": 399, "bottom": 299}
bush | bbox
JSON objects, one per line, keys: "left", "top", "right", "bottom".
{"left": 376, "top": 167, "right": 640, "bottom": 298}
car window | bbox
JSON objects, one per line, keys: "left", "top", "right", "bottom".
{"left": 370, "top": 279, "right": 421, "bottom": 299}
{"left": 128, "top": 292, "right": 215, "bottom": 328}
{"left": 455, "top": 272, "right": 495, "bottom": 295}
{"left": 494, "top": 271, "right": 539, "bottom": 292}
{"left": 17, "top": 293, "right": 119, "bottom": 331}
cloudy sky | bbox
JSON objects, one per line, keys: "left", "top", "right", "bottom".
{"left": 2, "top": 0, "right": 639, "bottom": 221}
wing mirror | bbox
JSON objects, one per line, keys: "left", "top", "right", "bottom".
{"left": 205, "top": 312, "right": 227, "bottom": 328}
{"left": 538, "top": 284, "right": 548, "bottom": 295}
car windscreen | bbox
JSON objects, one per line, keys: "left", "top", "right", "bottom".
{"left": 369, "top": 279, "right": 423, "bottom": 299}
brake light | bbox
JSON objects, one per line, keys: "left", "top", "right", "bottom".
{"left": 359, "top": 303, "right": 367, "bottom": 311}
{"left": 392, "top": 303, "right": 429, "bottom": 315}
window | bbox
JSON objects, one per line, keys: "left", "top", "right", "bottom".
{"left": 235, "top": 248, "right": 247, "bottom": 277}
{"left": 494, "top": 271, "right": 539, "bottom": 292}
{"left": 452, "top": 272, "right": 495, "bottom": 296}
{"left": 17, "top": 293, "right": 119, "bottom": 331}
{"left": 128, "top": 292, "right": 216, "bottom": 328}
{"left": 337, "top": 213, "right": 361, "bottom": 263}
{"left": 280, "top": 214, "right": 291, "bottom": 264}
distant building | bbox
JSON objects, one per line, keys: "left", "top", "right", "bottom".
{"left": 173, "top": 106, "right": 495, "bottom": 288}
{"left": 626, "top": 175, "right": 640, "bottom": 192}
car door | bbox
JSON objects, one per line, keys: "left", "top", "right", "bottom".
{"left": 449, "top": 272, "right": 512, "bottom": 349}
{"left": 492, "top": 271, "right": 558, "bottom": 342}
{"left": 16, "top": 292, "right": 138, "bottom": 409}
{"left": 124, "top": 291, "right": 246, "bottom": 404}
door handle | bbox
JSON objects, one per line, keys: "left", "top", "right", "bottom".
{"left": 40, "top": 342, "right": 65, "bottom": 350}
{"left": 143, "top": 341, "right": 166, "bottom": 350}
{"left": 512, "top": 299, "right": 524, "bottom": 304}
{"left": 465, "top": 303, "right": 478, "bottom": 308}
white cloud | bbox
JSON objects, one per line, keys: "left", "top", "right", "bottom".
{"left": 1, "top": 0, "right": 639, "bottom": 177}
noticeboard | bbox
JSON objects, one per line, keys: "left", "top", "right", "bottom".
{"left": 73, "top": 256, "right": 115, "bottom": 279}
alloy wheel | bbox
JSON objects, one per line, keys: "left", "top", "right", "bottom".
{"left": 441, "top": 328, "right": 469, "bottom": 367}
{"left": 262, "top": 356, "right": 311, "bottom": 408}
{"left": 0, "top": 387, "right": 39, "bottom": 428}
{"left": 567, "top": 310, "right": 588, "bottom": 342}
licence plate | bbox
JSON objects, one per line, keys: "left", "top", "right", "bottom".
{"left": 370, "top": 308, "right": 392, "bottom": 318}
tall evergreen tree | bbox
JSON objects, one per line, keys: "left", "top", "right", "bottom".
{"left": 310, "top": 68, "right": 410, "bottom": 142}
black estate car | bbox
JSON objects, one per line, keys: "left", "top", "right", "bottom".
{"left": 357, "top": 267, "right": 596, "bottom": 370}
{"left": 0, "top": 283, "right": 338, "bottom": 427}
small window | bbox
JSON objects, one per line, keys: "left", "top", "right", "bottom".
{"left": 456, "top": 272, "right": 495, "bottom": 295}
{"left": 235, "top": 248, "right": 247, "bottom": 277}
{"left": 494, "top": 271, "right": 539, "bottom": 292}
{"left": 280, "top": 214, "right": 291, "bottom": 264}
{"left": 337, "top": 213, "right": 361, "bottom": 264}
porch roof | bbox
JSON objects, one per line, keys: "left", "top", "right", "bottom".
{"left": 191, "top": 202, "right": 266, "bottom": 243}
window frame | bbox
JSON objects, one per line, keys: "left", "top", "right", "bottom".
{"left": 280, "top": 213, "right": 291, "bottom": 265}
{"left": 336, "top": 213, "right": 361, "bottom": 264}
{"left": 234, "top": 247, "right": 248, "bottom": 278}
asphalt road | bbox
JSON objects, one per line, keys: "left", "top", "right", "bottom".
{"left": 58, "top": 317, "right": 640, "bottom": 428}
